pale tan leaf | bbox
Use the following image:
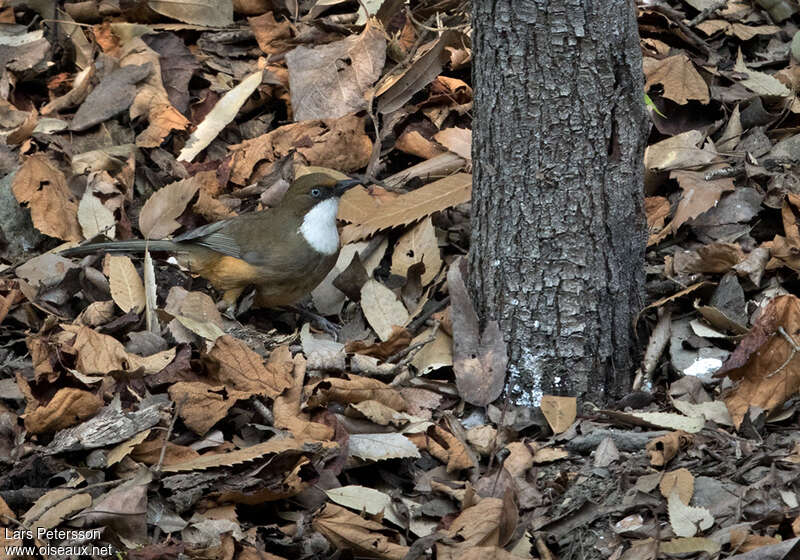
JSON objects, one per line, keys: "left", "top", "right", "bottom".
{"left": 668, "top": 489, "right": 713, "bottom": 537}
{"left": 178, "top": 70, "right": 263, "bottom": 163}
{"left": 540, "top": 395, "right": 577, "bottom": 434}
{"left": 138, "top": 176, "right": 201, "bottom": 239}
{"left": 360, "top": 279, "right": 410, "bottom": 341}
{"left": 78, "top": 188, "right": 116, "bottom": 240}
{"left": 148, "top": 0, "right": 233, "bottom": 27}
{"left": 643, "top": 54, "right": 710, "bottom": 105}
{"left": 348, "top": 433, "right": 421, "bottom": 461}
{"left": 160, "top": 437, "right": 336, "bottom": 472}
{"left": 108, "top": 255, "right": 145, "bottom": 313}
{"left": 391, "top": 217, "right": 442, "bottom": 285}
{"left": 12, "top": 154, "right": 82, "bottom": 242}
{"left": 286, "top": 24, "right": 386, "bottom": 121}
{"left": 143, "top": 249, "right": 159, "bottom": 333}
{"left": 22, "top": 489, "right": 92, "bottom": 531}
{"left": 433, "top": 127, "right": 472, "bottom": 160}
{"left": 340, "top": 173, "right": 471, "bottom": 243}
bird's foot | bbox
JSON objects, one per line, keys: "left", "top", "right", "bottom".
{"left": 289, "top": 305, "right": 341, "bottom": 340}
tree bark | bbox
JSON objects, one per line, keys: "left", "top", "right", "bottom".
{"left": 470, "top": 0, "right": 647, "bottom": 405}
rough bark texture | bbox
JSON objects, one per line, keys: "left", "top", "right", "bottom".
{"left": 470, "top": 0, "right": 647, "bottom": 405}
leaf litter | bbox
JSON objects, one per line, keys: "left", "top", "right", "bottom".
{"left": 2, "top": 1, "right": 800, "bottom": 559}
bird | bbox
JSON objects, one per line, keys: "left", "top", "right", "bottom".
{"left": 61, "top": 172, "right": 362, "bottom": 308}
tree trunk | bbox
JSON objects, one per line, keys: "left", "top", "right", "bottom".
{"left": 470, "top": 0, "right": 648, "bottom": 405}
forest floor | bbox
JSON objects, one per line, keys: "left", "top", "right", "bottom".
{"left": 1, "top": 0, "right": 800, "bottom": 559}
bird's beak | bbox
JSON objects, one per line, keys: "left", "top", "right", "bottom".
{"left": 334, "top": 178, "right": 362, "bottom": 196}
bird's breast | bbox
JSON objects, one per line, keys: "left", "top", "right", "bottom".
{"left": 298, "top": 198, "right": 340, "bottom": 255}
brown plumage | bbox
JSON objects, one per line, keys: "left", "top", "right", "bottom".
{"left": 61, "top": 173, "right": 362, "bottom": 307}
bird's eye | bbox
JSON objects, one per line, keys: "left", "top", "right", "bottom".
{"left": 310, "top": 188, "right": 322, "bottom": 198}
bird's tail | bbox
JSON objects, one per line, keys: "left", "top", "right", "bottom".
{"left": 60, "top": 239, "right": 181, "bottom": 257}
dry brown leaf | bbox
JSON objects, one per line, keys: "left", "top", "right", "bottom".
{"left": 433, "top": 127, "right": 472, "bottom": 160}
{"left": 313, "top": 503, "right": 409, "bottom": 560}
{"left": 340, "top": 173, "right": 472, "bottom": 243}
{"left": 12, "top": 154, "right": 82, "bottom": 242}
{"left": 539, "top": 395, "right": 577, "bottom": 434}
{"left": 161, "top": 436, "right": 335, "bottom": 473}
{"left": 360, "top": 279, "right": 410, "bottom": 341}
{"left": 306, "top": 373, "right": 406, "bottom": 411}
{"left": 76, "top": 300, "right": 117, "bottom": 326}
{"left": 715, "top": 295, "right": 800, "bottom": 427}
{"left": 207, "top": 337, "right": 293, "bottom": 397}
{"left": 77, "top": 183, "right": 116, "bottom": 240}
{"left": 108, "top": 255, "right": 145, "bottom": 313}
{"left": 391, "top": 217, "right": 442, "bottom": 285}
{"left": 436, "top": 496, "right": 517, "bottom": 559}
{"left": 136, "top": 104, "right": 190, "bottom": 148}
{"left": 646, "top": 431, "right": 692, "bottom": 466}
{"left": 448, "top": 258, "right": 507, "bottom": 406}
{"left": 229, "top": 114, "right": 372, "bottom": 185}
{"left": 345, "top": 326, "right": 412, "bottom": 360}
{"left": 395, "top": 129, "right": 447, "bottom": 159}
{"left": 670, "top": 171, "right": 735, "bottom": 232}
{"left": 248, "top": 11, "right": 293, "bottom": 55}
{"left": 178, "top": 70, "right": 263, "bottom": 163}
{"left": 148, "top": 0, "right": 233, "bottom": 26}
{"left": 131, "top": 435, "right": 200, "bottom": 466}
{"left": 286, "top": 23, "right": 386, "bottom": 121}
{"left": 22, "top": 489, "right": 92, "bottom": 532}
{"left": 643, "top": 54, "right": 710, "bottom": 105}
{"left": 24, "top": 388, "right": 103, "bottom": 434}
{"left": 274, "top": 354, "right": 335, "bottom": 441}
{"left": 668, "top": 488, "right": 713, "bottom": 538}
{"left": 660, "top": 468, "right": 694, "bottom": 504}
{"left": 168, "top": 381, "right": 251, "bottom": 435}
{"left": 644, "top": 130, "right": 717, "bottom": 172}
{"left": 138, "top": 175, "right": 201, "bottom": 239}
{"left": 376, "top": 31, "right": 456, "bottom": 114}
{"left": 69, "top": 325, "right": 131, "bottom": 374}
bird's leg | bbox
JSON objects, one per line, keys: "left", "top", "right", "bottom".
{"left": 288, "top": 304, "right": 341, "bottom": 340}
{"left": 218, "top": 287, "right": 245, "bottom": 317}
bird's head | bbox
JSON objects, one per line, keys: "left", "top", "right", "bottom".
{"left": 282, "top": 172, "right": 362, "bottom": 217}
{"left": 281, "top": 172, "right": 362, "bottom": 255}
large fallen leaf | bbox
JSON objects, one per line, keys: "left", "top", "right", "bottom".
{"left": 340, "top": 173, "right": 471, "bottom": 243}
{"left": 436, "top": 497, "right": 517, "bottom": 559}
{"left": 667, "top": 489, "right": 713, "bottom": 537}
{"left": 306, "top": 373, "right": 406, "bottom": 410}
{"left": 376, "top": 31, "right": 455, "bottom": 114}
{"left": 644, "top": 130, "right": 718, "bottom": 171}
{"left": 77, "top": 179, "right": 116, "bottom": 240}
{"left": 313, "top": 503, "right": 409, "bottom": 560}
{"left": 229, "top": 114, "right": 372, "bottom": 184}
{"left": 670, "top": 171, "right": 735, "bottom": 232}
{"left": 24, "top": 388, "right": 103, "bottom": 434}
{"left": 178, "top": 70, "right": 263, "bottom": 162}
{"left": 71, "top": 63, "right": 152, "bottom": 131}
{"left": 148, "top": 0, "right": 233, "bottom": 27}
{"left": 108, "top": 255, "right": 145, "bottom": 313}
{"left": 360, "top": 279, "right": 410, "bottom": 341}
{"left": 448, "top": 257, "right": 506, "bottom": 406}
{"left": 138, "top": 175, "right": 202, "bottom": 239}
{"left": 348, "top": 433, "right": 421, "bottom": 461}
{"left": 12, "top": 154, "right": 82, "bottom": 242}
{"left": 206, "top": 337, "right": 293, "bottom": 397}
{"left": 643, "top": 54, "right": 710, "bottom": 105}
{"left": 161, "top": 437, "right": 335, "bottom": 472}
{"left": 714, "top": 294, "right": 800, "bottom": 427}
{"left": 390, "top": 217, "right": 442, "bottom": 285}
{"left": 286, "top": 24, "right": 385, "bottom": 120}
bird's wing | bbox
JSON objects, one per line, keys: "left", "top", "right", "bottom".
{"left": 171, "top": 212, "right": 272, "bottom": 262}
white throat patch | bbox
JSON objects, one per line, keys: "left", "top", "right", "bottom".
{"left": 299, "top": 198, "right": 340, "bottom": 255}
